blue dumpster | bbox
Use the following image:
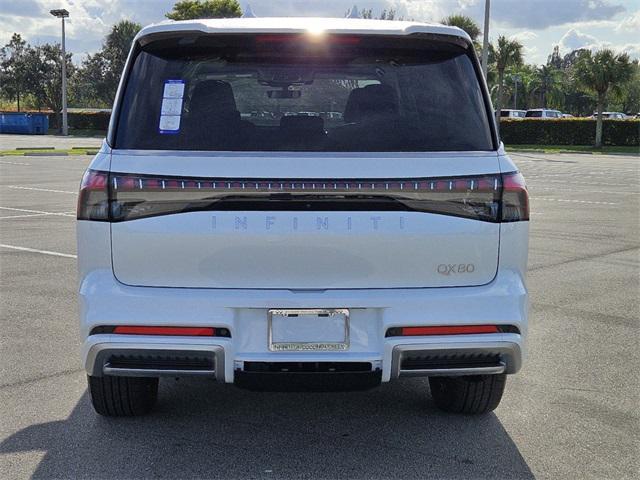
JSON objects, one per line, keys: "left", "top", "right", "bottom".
{"left": 0, "top": 112, "right": 49, "bottom": 135}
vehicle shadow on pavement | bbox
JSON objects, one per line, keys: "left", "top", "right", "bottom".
{"left": 0, "top": 378, "right": 533, "bottom": 479}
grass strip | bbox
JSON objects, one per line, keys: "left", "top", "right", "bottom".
{"left": 506, "top": 144, "right": 639, "bottom": 155}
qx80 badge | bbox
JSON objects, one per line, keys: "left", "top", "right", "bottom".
{"left": 437, "top": 264, "right": 476, "bottom": 275}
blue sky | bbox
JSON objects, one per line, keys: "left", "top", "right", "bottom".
{"left": 0, "top": 0, "right": 638, "bottom": 65}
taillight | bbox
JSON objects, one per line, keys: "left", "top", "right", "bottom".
{"left": 78, "top": 170, "right": 529, "bottom": 223}
{"left": 77, "top": 169, "right": 109, "bottom": 221}
{"left": 108, "top": 172, "right": 503, "bottom": 222}
{"left": 501, "top": 171, "right": 529, "bottom": 222}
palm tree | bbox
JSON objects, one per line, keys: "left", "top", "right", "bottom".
{"left": 536, "top": 64, "right": 561, "bottom": 108}
{"left": 441, "top": 15, "right": 481, "bottom": 42}
{"left": 489, "top": 36, "right": 523, "bottom": 131}
{"left": 574, "top": 49, "right": 634, "bottom": 147}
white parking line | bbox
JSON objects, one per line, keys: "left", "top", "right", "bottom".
{"left": 0, "top": 244, "right": 76, "bottom": 259}
{"left": 0, "top": 213, "right": 53, "bottom": 220}
{"left": 531, "top": 186, "right": 639, "bottom": 195}
{"left": 525, "top": 178, "right": 631, "bottom": 187}
{"left": 531, "top": 197, "right": 618, "bottom": 205}
{"left": 8, "top": 186, "right": 77, "bottom": 194}
{"left": 0, "top": 160, "right": 31, "bottom": 166}
{"left": 0, "top": 206, "right": 75, "bottom": 217}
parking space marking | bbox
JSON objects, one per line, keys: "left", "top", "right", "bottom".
{"left": 531, "top": 186, "right": 639, "bottom": 195}
{"left": 0, "top": 213, "right": 53, "bottom": 220}
{"left": 531, "top": 197, "right": 618, "bottom": 205}
{"left": 526, "top": 179, "right": 630, "bottom": 187}
{"left": 0, "top": 206, "right": 75, "bottom": 217}
{"left": 0, "top": 243, "right": 76, "bottom": 259}
{"left": 0, "top": 160, "right": 32, "bottom": 165}
{"left": 8, "top": 186, "right": 77, "bottom": 194}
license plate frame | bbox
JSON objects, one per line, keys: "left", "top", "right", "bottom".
{"left": 268, "top": 309, "right": 350, "bottom": 352}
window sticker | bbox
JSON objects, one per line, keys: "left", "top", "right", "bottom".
{"left": 159, "top": 79, "right": 185, "bottom": 134}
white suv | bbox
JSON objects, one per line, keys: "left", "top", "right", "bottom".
{"left": 77, "top": 18, "right": 529, "bottom": 416}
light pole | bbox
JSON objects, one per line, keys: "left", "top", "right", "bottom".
{"left": 513, "top": 74, "right": 521, "bottom": 109}
{"left": 50, "top": 8, "right": 69, "bottom": 136}
{"left": 481, "top": 0, "right": 490, "bottom": 79}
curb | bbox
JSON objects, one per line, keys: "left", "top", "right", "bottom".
{"left": 16, "top": 147, "right": 55, "bottom": 150}
{"left": 509, "top": 149, "right": 639, "bottom": 157}
{"left": 2, "top": 150, "right": 99, "bottom": 157}
{"left": 25, "top": 152, "right": 69, "bottom": 156}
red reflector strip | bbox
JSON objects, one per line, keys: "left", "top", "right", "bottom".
{"left": 400, "top": 325, "right": 499, "bottom": 336}
{"left": 112, "top": 326, "right": 215, "bottom": 336}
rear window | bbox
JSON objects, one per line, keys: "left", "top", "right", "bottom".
{"left": 114, "top": 34, "right": 493, "bottom": 152}
{"left": 525, "top": 111, "right": 542, "bottom": 118}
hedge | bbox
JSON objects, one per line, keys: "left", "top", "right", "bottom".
{"left": 500, "top": 118, "right": 639, "bottom": 147}
{"left": 42, "top": 112, "right": 639, "bottom": 147}
{"left": 48, "top": 111, "right": 111, "bottom": 131}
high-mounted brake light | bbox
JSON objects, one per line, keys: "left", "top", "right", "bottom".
{"left": 77, "top": 169, "right": 109, "bottom": 221}
{"left": 501, "top": 172, "right": 529, "bottom": 222}
{"left": 255, "top": 34, "right": 361, "bottom": 45}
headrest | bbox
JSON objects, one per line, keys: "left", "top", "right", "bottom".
{"left": 189, "top": 80, "right": 238, "bottom": 116}
{"left": 343, "top": 84, "right": 399, "bottom": 123}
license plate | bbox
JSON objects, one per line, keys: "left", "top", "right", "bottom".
{"left": 268, "top": 309, "right": 349, "bottom": 352}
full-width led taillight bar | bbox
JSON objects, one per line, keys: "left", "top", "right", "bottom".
{"left": 77, "top": 170, "right": 528, "bottom": 223}
{"left": 110, "top": 175, "right": 499, "bottom": 193}
{"left": 385, "top": 325, "right": 520, "bottom": 337}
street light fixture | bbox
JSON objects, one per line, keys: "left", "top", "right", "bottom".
{"left": 50, "top": 8, "right": 69, "bottom": 136}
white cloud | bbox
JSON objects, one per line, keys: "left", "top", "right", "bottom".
{"left": 615, "top": 10, "right": 640, "bottom": 32}
{"left": 456, "top": 0, "right": 626, "bottom": 29}
{"left": 620, "top": 43, "right": 640, "bottom": 59}
{"left": 510, "top": 31, "right": 538, "bottom": 42}
{"left": 557, "top": 27, "right": 640, "bottom": 60}
{"left": 559, "top": 28, "right": 600, "bottom": 52}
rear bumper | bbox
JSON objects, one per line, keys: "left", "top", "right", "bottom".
{"left": 84, "top": 338, "right": 521, "bottom": 382}
{"left": 390, "top": 341, "right": 521, "bottom": 378}
{"left": 85, "top": 342, "right": 226, "bottom": 382}
{"left": 80, "top": 268, "right": 528, "bottom": 383}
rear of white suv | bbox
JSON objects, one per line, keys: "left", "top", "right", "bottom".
{"left": 77, "top": 18, "right": 529, "bottom": 416}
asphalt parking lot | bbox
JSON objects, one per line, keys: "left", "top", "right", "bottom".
{"left": 0, "top": 137, "right": 638, "bottom": 479}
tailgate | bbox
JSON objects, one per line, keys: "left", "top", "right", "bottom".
{"left": 110, "top": 153, "right": 501, "bottom": 289}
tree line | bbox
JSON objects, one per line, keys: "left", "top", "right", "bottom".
{"left": 442, "top": 14, "right": 638, "bottom": 146}
{"left": 0, "top": 1, "right": 242, "bottom": 112}
{"left": 1, "top": 0, "right": 638, "bottom": 146}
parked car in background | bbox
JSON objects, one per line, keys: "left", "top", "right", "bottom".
{"left": 561, "top": 113, "right": 574, "bottom": 118}
{"left": 499, "top": 109, "right": 526, "bottom": 119}
{"left": 322, "top": 111, "right": 344, "bottom": 120}
{"left": 589, "top": 112, "right": 627, "bottom": 119}
{"left": 525, "top": 109, "right": 562, "bottom": 119}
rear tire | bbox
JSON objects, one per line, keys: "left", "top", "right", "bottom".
{"left": 429, "top": 374, "right": 506, "bottom": 414}
{"left": 88, "top": 375, "right": 158, "bottom": 416}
